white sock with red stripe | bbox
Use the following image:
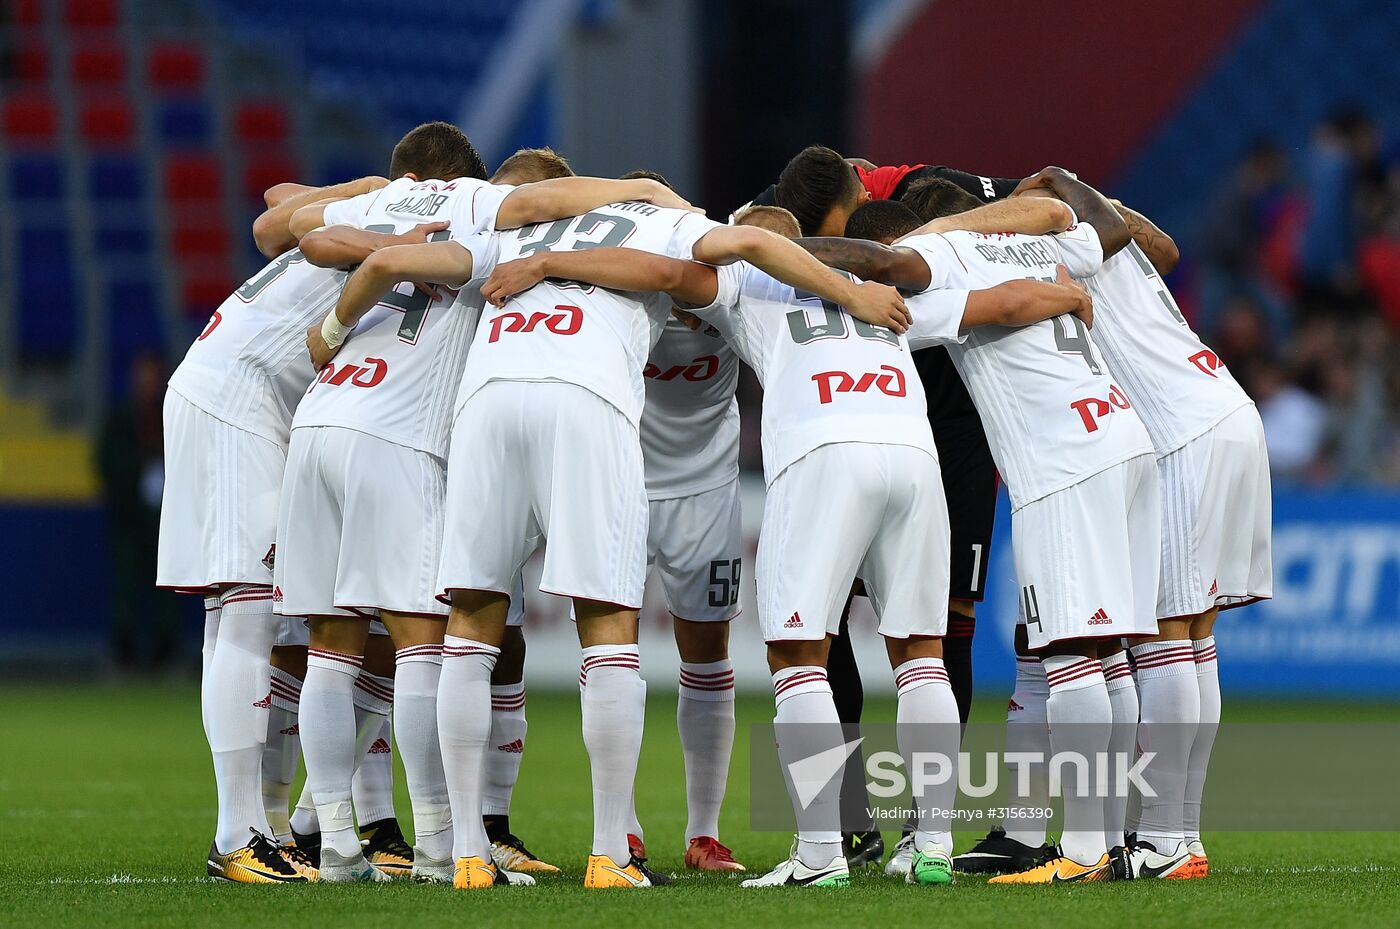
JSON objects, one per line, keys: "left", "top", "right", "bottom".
{"left": 894, "top": 658, "right": 959, "bottom": 852}
{"left": 394, "top": 645, "right": 452, "bottom": 860}
{"left": 350, "top": 671, "right": 396, "bottom": 826}
{"left": 580, "top": 644, "right": 646, "bottom": 863}
{"left": 1001, "top": 656, "right": 1051, "bottom": 847}
{"left": 678, "top": 659, "right": 735, "bottom": 842}
{"left": 301, "top": 647, "right": 364, "bottom": 858}
{"left": 262, "top": 666, "right": 302, "bottom": 842}
{"left": 1101, "top": 650, "right": 1138, "bottom": 849}
{"left": 1129, "top": 639, "right": 1199, "bottom": 853}
{"left": 206, "top": 586, "right": 280, "bottom": 853}
{"left": 1185, "top": 636, "right": 1220, "bottom": 845}
{"left": 437, "top": 636, "right": 499, "bottom": 860}
{"left": 772, "top": 665, "right": 843, "bottom": 866}
{"left": 483, "top": 682, "right": 527, "bottom": 822}
{"left": 1042, "top": 653, "right": 1111, "bottom": 865}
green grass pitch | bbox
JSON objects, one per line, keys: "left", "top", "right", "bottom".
{"left": 3, "top": 684, "right": 1397, "bottom": 929}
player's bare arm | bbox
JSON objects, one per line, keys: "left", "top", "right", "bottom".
{"left": 306, "top": 240, "right": 476, "bottom": 369}
{"left": 1013, "top": 166, "right": 1131, "bottom": 258}
{"left": 252, "top": 175, "right": 389, "bottom": 258}
{"left": 795, "top": 236, "right": 934, "bottom": 292}
{"left": 298, "top": 221, "right": 450, "bottom": 270}
{"left": 481, "top": 248, "right": 720, "bottom": 308}
{"left": 960, "top": 265, "right": 1094, "bottom": 332}
{"left": 262, "top": 182, "right": 317, "bottom": 208}
{"left": 492, "top": 177, "right": 698, "bottom": 230}
{"left": 1112, "top": 199, "right": 1181, "bottom": 274}
{"left": 691, "top": 225, "right": 912, "bottom": 332}
{"left": 896, "top": 196, "right": 1074, "bottom": 241}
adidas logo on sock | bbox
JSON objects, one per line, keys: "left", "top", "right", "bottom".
{"left": 784, "top": 611, "right": 803, "bottom": 629}
{"left": 1007, "top": 698, "right": 1023, "bottom": 712}
{"left": 1087, "top": 607, "right": 1111, "bottom": 625}
{"left": 368, "top": 738, "right": 391, "bottom": 754}
{"left": 279, "top": 724, "right": 299, "bottom": 736}
{"left": 253, "top": 693, "right": 273, "bottom": 709}
{"left": 496, "top": 739, "right": 524, "bottom": 753}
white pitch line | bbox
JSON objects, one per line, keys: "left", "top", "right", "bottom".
{"left": 45, "top": 875, "right": 213, "bottom": 886}
{"left": 1217, "top": 865, "right": 1399, "bottom": 875}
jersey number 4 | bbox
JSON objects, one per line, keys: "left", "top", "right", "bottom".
{"left": 364, "top": 225, "right": 452, "bottom": 344}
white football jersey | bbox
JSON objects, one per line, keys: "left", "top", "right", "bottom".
{"left": 167, "top": 176, "right": 513, "bottom": 448}
{"left": 1084, "top": 242, "right": 1254, "bottom": 456}
{"left": 639, "top": 316, "right": 740, "bottom": 500}
{"left": 698, "top": 262, "right": 936, "bottom": 485}
{"left": 456, "top": 202, "right": 722, "bottom": 426}
{"left": 289, "top": 176, "right": 514, "bottom": 458}
{"left": 902, "top": 216, "right": 1154, "bottom": 511}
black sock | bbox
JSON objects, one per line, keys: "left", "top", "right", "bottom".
{"left": 944, "top": 611, "right": 975, "bottom": 726}
{"left": 483, "top": 814, "right": 510, "bottom": 843}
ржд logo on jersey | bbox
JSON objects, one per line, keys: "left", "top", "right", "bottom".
{"left": 309, "top": 356, "right": 388, "bottom": 392}
{"left": 487, "top": 304, "right": 582, "bottom": 342}
{"left": 1189, "top": 349, "right": 1224, "bottom": 378}
{"left": 811, "top": 365, "right": 907, "bottom": 405}
{"left": 645, "top": 355, "right": 719, "bottom": 382}
{"left": 1069, "top": 384, "right": 1131, "bottom": 433}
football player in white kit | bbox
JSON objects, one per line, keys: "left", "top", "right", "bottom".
{"left": 798, "top": 170, "right": 1160, "bottom": 884}
{"left": 1049, "top": 176, "right": 1271, "bottom": 879}
{"left": 347, "top": 198, "right": 910, "bottom": 888}
{"left": 478, "top": 210, "right": 1094, "bottom": 890}
{"left": 156, "top": 121, "right": 694, "bottom": 884}
{"left": 269, "top": 163, "right": 695, "bottom": 883}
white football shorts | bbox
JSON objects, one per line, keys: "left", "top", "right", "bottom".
{"left": 438, "top": 381, "right": 648, "bottom": 610}
{"left": 1012, "top": 453, "right": 1161, "bottom": 650}
{"left": 1156, "top": 403, "right": 1273, "bottom": 619}
{"left": 275, "top": 425, "right": 448, "bottom": 618}
{"left": 757, "top": 442, "right": 950, "bottom": 642}
{"left": 647, "top": 478, "right": 744, "bottom": 623}
{"left": 157, "top": 390, "right": 286, "bottom": 592}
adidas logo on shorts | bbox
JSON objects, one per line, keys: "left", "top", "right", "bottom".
{"left": 784, "top": 612, "right": 802, "bottom": 629}
{"left": 1207, "top": 579, "right": 1219, "bottom": 596}
{"left": 272, "top": 586, "right": 284, "bottom": 603}
{"left": 497, "top": 739, "right": 524, "bottom": 753}
{"left": 1087, "top": 607, "right": 1111, "bottom": 625}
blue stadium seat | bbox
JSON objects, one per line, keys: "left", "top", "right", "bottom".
{"left": 156, "top": 98, "right": 213, "bottom": 147}
{"left": 87, "top": 154, "right": 145, "bottom": 201}
{"left": 105, "top": 275, "right": 164, "bottom": 396}
{"left": 94, "top": 217, "right": 153, "bottom": 258}
{"left": 8, "top": 153, "right": 66, "bottom": 200}
{"left": 18, "top": 226, "right": 78, "bottom": 361}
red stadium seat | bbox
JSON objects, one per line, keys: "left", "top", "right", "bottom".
{"left": 78, "top": 98, "right": 135, "bottom": 145}
{"left": 242, "top": 155, "right": 300, "bottom": 205}
{"left": 234, "top": 101, "right": 290, "bottom": 146}
{"left": 180, "top": 266, "right": 236, "bottom": 319}
{"left": 15, "top": 40, "right": 49, "bottom": 84}
{"left": 163, "top": 153, "right": 222, "bottom": 203}
{"left": 170, "top": 219, "right": 232, "bottom": 260}
{"left": 71, "top": 41, "right": 126, "bottom": 87}
{"left": 14, "top": 0, "right": 43, "bottom": 27}
{"left": 2, "top": 95, "right": 59, "bottom": 143}
{"left": 147, "top": 43, "right": 204, "bottom": 91}
{"left": 63, "top": 0, "right": 120, "bottom": 29}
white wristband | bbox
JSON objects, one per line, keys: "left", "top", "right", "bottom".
{"left": 320, "top": 312, "right": 351, "bottom": 349}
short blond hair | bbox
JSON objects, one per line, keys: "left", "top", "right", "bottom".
{"left": 734, "top": 204, "right": 802, "bottom": 239}
{"left": 491, "top": 147, "right": 574, "bottom": 184}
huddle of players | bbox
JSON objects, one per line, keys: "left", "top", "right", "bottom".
{"left": 155, "top": 122, "right": 1271, "bottom": 889}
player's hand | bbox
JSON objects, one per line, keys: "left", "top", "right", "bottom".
{"left": 482, "top": 256, "right": 548, "bottom": 306}
{"left": 1056, "top": 263, "right": 1093, "bottom": 329}
{"left": 1010, "top": 166, "right": 1077, "bottom": 198}
{"left": 306, "top": 321, "right": 339, "bottom": 370}
{"left": 846, "top": 281, "right": 911, "bottom": 334}
{"left": 396, "top": 221, "right": 450, "bottom": 246}
{"left": 641, "top": 184, "right": 705, "bottom": 215}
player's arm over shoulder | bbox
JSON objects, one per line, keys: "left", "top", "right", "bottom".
{"left": 792, "top": 236, "right": 933, "bottom": 292}
{"left": 480, "top": 247, "right": 720, "bottom": 309}
{"left": 961, "top": 266, "right": 1093, "bottom": 331}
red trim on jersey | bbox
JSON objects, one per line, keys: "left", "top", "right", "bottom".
{"left": 853, "top": 163, "right": 928, "bottom": 201}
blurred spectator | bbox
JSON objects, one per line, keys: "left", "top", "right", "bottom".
{"left": 1251, "top": 357, "right": 1327, "bottom": 482}
{"left": 1199, "top": 140, "right": 1292, "bottom": 341}
{"left": 96, "top": 351, "right": 183, "bottom": 672}
{"left": 1295, "top": 109, "right": 1381, "bottom": 318}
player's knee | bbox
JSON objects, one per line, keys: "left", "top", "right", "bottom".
{"left": 308, "top": 615, "right": 370, "bottom": 655}
{"left": 673, "top": 616, "right": 729, "bottom": 663}
{"left": 493, "top": 626, "right": 527, "bottom": 683}
{"left": 380, "top": 611, "right": 446, "bottom": 650}
{"left": 270, "top": 644, "right": 307, "bottom": 678}
{"left": 884, "top": 633, "right": 942, "bottom": 668}
{"left": 766, "top": 637, "right": 828, "bottom": 673}
{"left": 574, "top": 600, "right": 639, "bottom": 647}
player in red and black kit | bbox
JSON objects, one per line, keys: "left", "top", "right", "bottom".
{"left": 743, "top": 145, "right": 1023, "bottom": 868}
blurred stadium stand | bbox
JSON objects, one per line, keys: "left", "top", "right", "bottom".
{"left": 2, "top": 0, "right": 1398, "bottom": 688}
